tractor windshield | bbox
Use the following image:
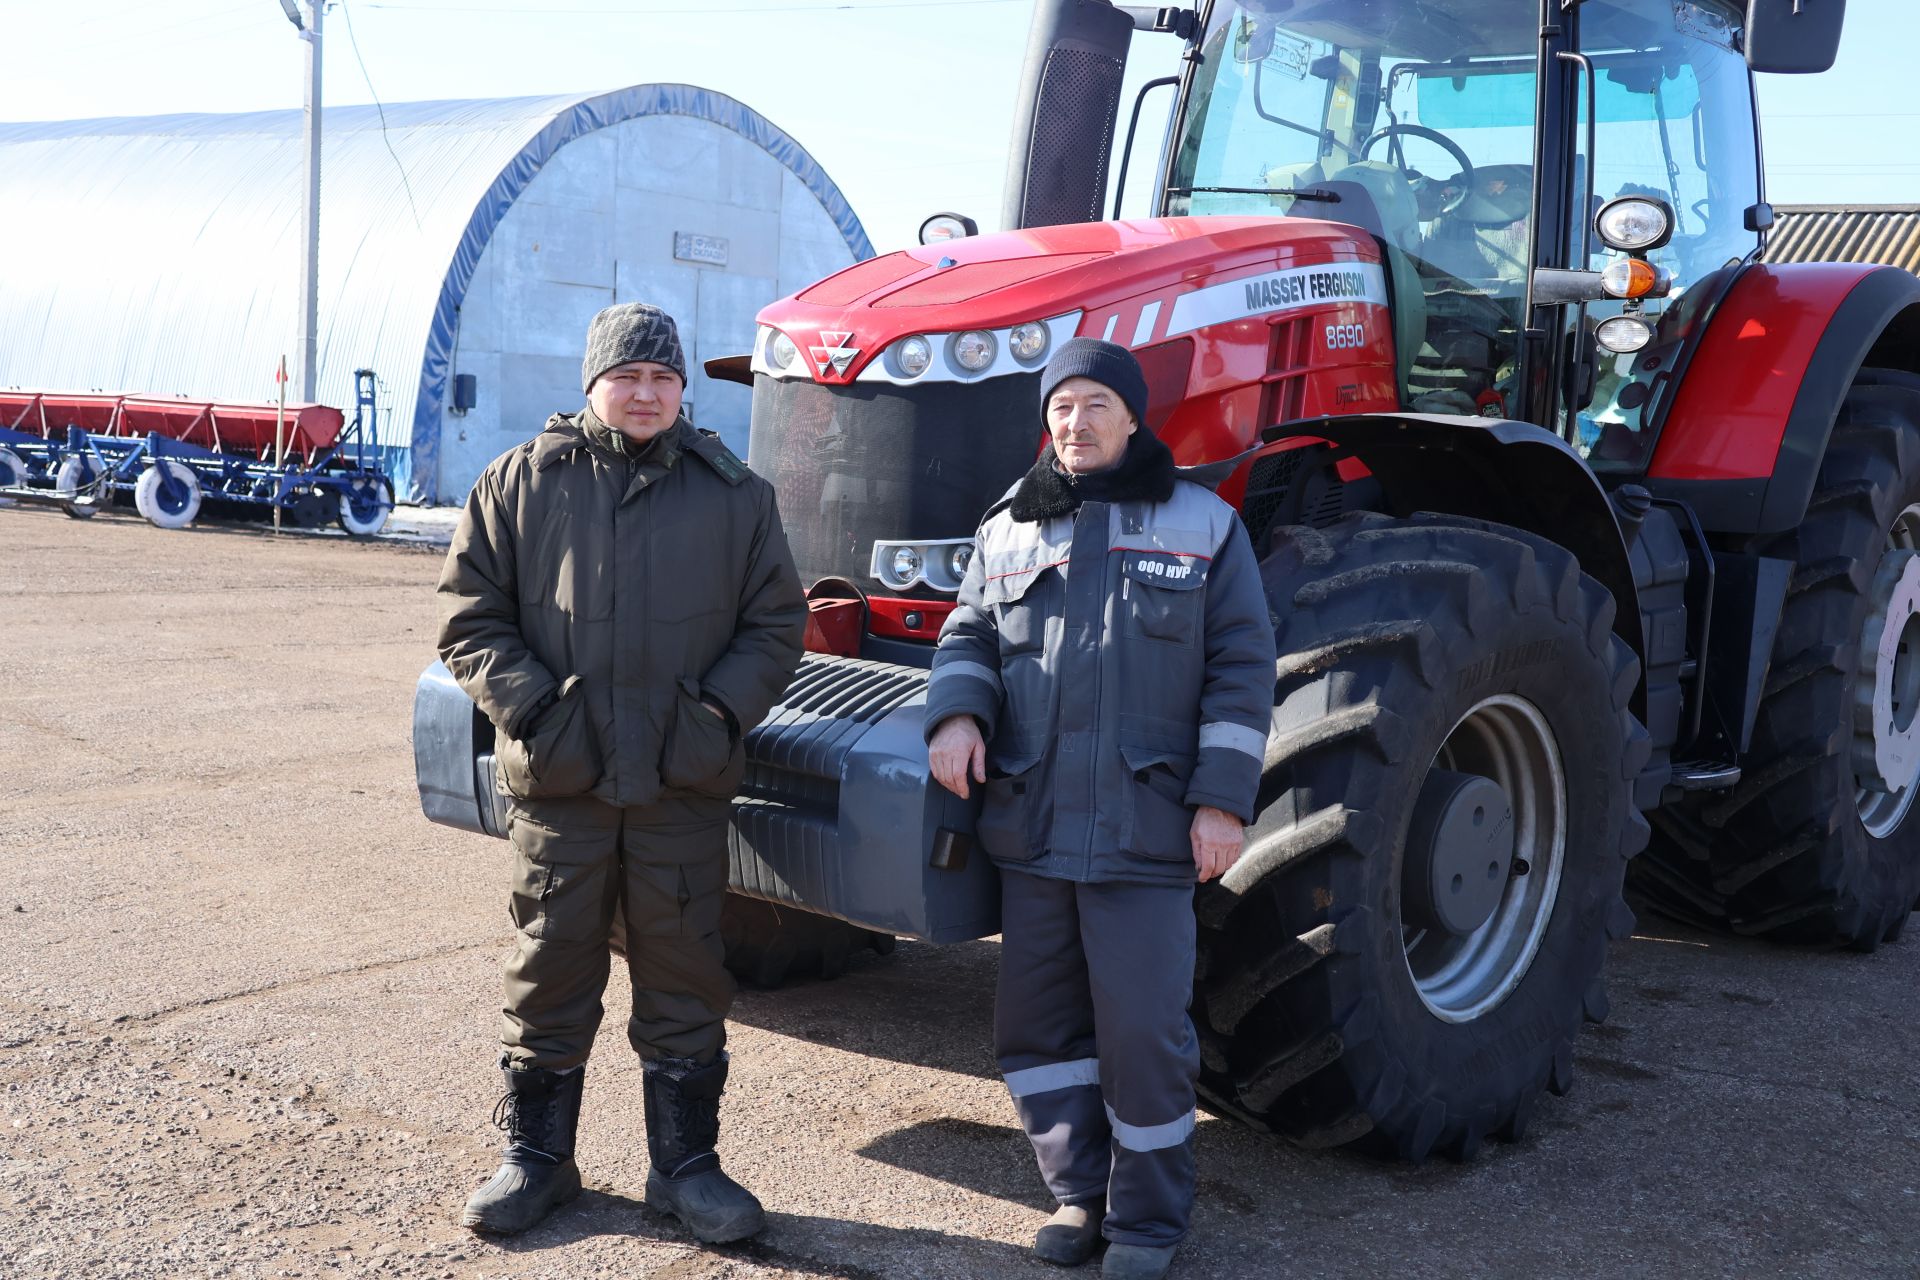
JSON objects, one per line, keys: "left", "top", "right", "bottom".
{"left": 1167, "top": 0, "right": 1541, "bottom": 416}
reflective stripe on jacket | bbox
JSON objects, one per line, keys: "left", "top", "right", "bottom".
{"left": 924, "top": 478, "right": 1276, "bottom": 885}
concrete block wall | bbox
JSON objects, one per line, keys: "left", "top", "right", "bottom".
{"left": 433, "top": 115, "right": 858, "bottom": 503}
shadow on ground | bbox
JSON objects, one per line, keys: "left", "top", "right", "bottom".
{"left": 483, "top": 1187, "right": 1044, "bottom": 1278}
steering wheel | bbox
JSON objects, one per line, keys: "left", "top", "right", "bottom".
{"left": 1359, "top": 123, "right": 1477, "bottom": 218}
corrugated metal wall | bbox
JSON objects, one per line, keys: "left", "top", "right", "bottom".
{"left": 0, "top": 86, "right": 871, "bottom": 500}
{"left": 1769, "top": 205, "right": 1920, "bottom": 274}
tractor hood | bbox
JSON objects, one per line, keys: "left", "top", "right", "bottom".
{"left": 753, "top": 216, "right": 1384, "bottom": 386}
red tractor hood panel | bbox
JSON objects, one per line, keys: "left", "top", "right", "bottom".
{"left": 757, "top": 217, "right": 1384, "bottom": 383}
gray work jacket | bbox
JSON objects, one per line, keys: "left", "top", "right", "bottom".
{"left": 924, "top": 478, "right": 1276, "bottom": 885}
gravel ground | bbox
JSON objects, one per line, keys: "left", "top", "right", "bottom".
{"left": 2, "top": 505, "right": 1917, "bottom": 1280}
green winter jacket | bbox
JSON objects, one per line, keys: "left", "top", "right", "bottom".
{"left": 436, "top": 410, "right": 806, "bottom": 808}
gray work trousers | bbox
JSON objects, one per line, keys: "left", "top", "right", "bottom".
{"left": 500, "top": 792, "right": 735, "bottom": 1071}
{"left": 995, "top": 868, "right": 1200, "bottom": 1248}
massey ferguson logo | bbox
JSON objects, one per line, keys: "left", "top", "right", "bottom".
{"left": 809, "top": 331, "right": 860, "bottom": 378}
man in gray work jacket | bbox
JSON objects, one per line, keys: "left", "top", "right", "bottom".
{"left": 438, "top": 303, "right": 805, "bottom": 1243}
{"left": 926, "top": 339, "right": 1276, "bottom": 1280}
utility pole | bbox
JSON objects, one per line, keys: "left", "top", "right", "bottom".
{"left": 281, "top": 0, "right": 322, "bottom": 402}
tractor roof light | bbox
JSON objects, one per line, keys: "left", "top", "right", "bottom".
{"left": 1596, "top": 196, "right": 1675, "bottom": 253}
{"left": 1600, "top": 258, "right": 1671, "bottom": 301}
{"left": 1596, "top": 315, "right": 1655, "bottom": 354}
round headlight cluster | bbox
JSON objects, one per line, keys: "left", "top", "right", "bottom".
{"left": 1595, "top": 197, "right": 1675, "bottom": 253}
{"left": 952, "top": 330, "right": 997, "bottom": 373}
{"left": 767, "top": 329, "right": 799, "bottom": 371}
{"left": 894, "top": 334, "right": 933, "bottom": 378}
{"left": 1009, "top": 321, "right": 1051, "bottom": 363}
{"left": 948, "top": 543, "right": 974, "bottom": 580}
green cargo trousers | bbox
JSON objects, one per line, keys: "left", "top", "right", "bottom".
{"left": 501, "top": 792, "right": 735, "bottom": 1071}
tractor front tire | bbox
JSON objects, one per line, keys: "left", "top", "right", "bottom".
{"left": 1641, "top": 371, "right": 1920, "bottom": 948}
{"left": 1194, "top": 513, "right": 1648, "bottom": 1161}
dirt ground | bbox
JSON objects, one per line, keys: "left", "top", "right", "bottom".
{"left": 3, "top": 506, "right": 1918, "bottom": 1280}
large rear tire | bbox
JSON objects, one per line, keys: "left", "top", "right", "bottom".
{"left": 1640, "top": 371, "right": 1920, "bottom": 948}
{"left": 1194, "top": 513, "right": 1648, "bottom": 1160}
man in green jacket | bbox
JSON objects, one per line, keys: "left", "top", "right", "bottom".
{"left": 436, "top": 302, "right": 805, "bottom": 1242}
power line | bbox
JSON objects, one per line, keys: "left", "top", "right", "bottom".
{"left": 338, "top": 0, "right": 424, "bottom": 230}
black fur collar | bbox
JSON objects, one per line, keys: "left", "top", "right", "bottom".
{"left": 1008, "top": 429, "right": 1177, "bottom": 522}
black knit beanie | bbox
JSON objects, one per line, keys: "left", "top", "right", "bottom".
{"left": 1038, "top": 337, "right": 1149, "bottom": 429}
{"left": 581, "top": 302, "right": 688, "bottom": 392}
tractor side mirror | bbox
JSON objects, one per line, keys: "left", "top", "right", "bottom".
{"left": 919, "top": 212, "right": 980, "bottom": 245}
{"left": 1745, "top": 0, "right": 1846, "bottom": 74}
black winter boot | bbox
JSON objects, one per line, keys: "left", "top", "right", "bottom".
{"left": 641, "top": 1053, "right": 766, "bottom": 1243}
{"left": 461, "top": 1062, "right": 585, "bottom": 1235}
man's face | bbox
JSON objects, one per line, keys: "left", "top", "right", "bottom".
{"left": 1047, "top": 376, "right": 1136, "bottom": 474}
{"left": 589, "top": 360, "right": 684, "bottom": 442}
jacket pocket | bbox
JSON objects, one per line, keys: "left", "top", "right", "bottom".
{"left": 983, "top": 565, "right": 1051, "bottom": 657}
{"left": 661, "top": 677, "right": 744, "bottom": 796}
{"left": 1119, "top": 741, "right": 1197, "bottom": 862}
{"left": 1121, "top": 555, "right": 1207, "bottom": 648}
{"left": 974, "top": 748, "right": 1045, "bottom": 863}
{"left": 498, "top": 676, "right": 603, "bottom": 800}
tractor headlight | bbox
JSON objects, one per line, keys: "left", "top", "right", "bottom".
{"left": 767, "top": 329, "right": 799, "bottom": 371}
{"left": 952, "top": 330, "right": 997, "bottom": 373}
{"left": 870, "top": 538, "right": 975, "bottom": 593}
{"left": 1595, "top": 196, "right": 1675, "bottom": 253}
{"left": 894, "top": 334, "right": 933, "bottom": 378}
{"left": 1009, "top": 321, "right": 1051, "bottom": 363}
{"left": 886, "top": 545, "right": 924, "bottom": 589}
{"left": 1595, "top": 315, "right": 1655, "bottom": 354}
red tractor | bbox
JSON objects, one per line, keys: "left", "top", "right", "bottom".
{"left": 418, "top": 0, "right": 1920, "bottom": 1161}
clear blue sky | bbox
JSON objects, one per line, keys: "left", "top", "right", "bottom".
{"left": 2, "top": 0, "right": 1912, "bottom": 255}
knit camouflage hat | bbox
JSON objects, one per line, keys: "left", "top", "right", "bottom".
{"left": 581, "top": 302, "right": 687, "bottom": 392}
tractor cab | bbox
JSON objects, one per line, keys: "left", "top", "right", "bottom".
{"left": 1163, "top": 0, "right": 1763, "bottom": 459}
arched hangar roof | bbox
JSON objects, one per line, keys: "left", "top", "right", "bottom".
{"left": 0, "top": 85, "right": 872, "bottom": 499}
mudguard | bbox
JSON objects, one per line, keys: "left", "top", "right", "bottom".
{"left": 1266, "top": 412, "right": 1644, "bottom": 687}
{"left": 1644, "top": 263, "right": 1920, "bottom": 533}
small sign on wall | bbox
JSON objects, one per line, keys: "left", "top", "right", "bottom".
{"left": 674, "top": 232, "right": 730, "bottom": 267}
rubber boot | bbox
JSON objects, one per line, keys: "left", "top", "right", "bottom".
{"left": 1101, "top": 1243, "right": 1178, "bottom": 1280}
{"left": 641, "top": 1053, "right": 766, "bottom": 1243}
{"left": 1033, "top": 1198, "right": 1105, "bottom": 1266}
{"left": 460, "top": 1062, "right": 585, "bottom": 1235}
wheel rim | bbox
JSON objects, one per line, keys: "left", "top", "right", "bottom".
{"left": 343, "top": 478, "right": 389, "bottom": 529}
{"left": 1402, "top": 695, "right": 1567, "bottom": 1023}
{"left": 156, "top": 464, "right": 193, "bottom": 516}
{"left": 1855, "top": 504, "right": 1920, "bottom": 837}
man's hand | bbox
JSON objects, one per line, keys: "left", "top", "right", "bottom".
{"left": 928, "top": 715, "right": 988, "bottom": 799}
{"left": 1191, "top": 805, "right": 1245, "bottom": 883}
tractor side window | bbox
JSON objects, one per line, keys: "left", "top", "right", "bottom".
{"left": 1571, "top": 0, "right": 1762, "bottom": 464}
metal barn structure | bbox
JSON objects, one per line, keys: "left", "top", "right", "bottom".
{"left": 0, "top": 85, "right": 871, "bottom": 503}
